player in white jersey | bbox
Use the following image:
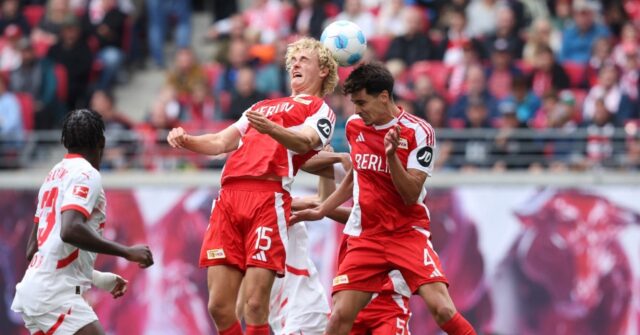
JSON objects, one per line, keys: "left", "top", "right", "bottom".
{"left": 11, "top": 109, "right": 154, "bottom": 335}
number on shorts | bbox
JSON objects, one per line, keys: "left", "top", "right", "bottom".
{"left": 396, "top": 317, "right": 407, "bottom": 334}
{"left": 37, "top": 187, "right": 59, "bottom": 247}
{"left": 255, "top": 227, "right": 273, "bottom": 251}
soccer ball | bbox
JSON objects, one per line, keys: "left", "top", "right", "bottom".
{"left": 321, "top": 20, "right": 367, "bottom": 67}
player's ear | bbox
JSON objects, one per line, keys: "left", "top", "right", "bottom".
{"left": 379, "top": 90, "right": 390, "bottom": 103}
{"left": 319, "top": 66, "right": 329, "bottom": 79}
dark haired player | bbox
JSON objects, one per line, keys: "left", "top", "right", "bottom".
{"left": 11, "top": 109, "right": 154, "bottom": 335}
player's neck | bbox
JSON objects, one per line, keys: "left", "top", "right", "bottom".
{"left": 375, "top": 104, "right": 402, "bottom": 125}
{"left": 291, "top": 88, "right": 322, "bottom": 97}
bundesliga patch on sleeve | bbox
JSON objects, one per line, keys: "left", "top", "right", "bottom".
{"left": 72, "top": 185, "right": 90, "bottom": 199}
{"left": 317, "top": 118, "right": 332, "bottom": 138}
{"left": 417, "top": 146, "right": 434, "bottom": 167}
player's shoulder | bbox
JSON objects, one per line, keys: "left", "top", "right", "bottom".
{"left": 398, "top": 112, "right": 435, "bottom": 141}
{"left": 346, "top": 114, "right": 363, "bottom": 126}
{"left": 66, "top": 159, "right": 101, "bottom": 183}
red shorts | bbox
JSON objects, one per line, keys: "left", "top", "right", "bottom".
{"left": 351, "top": 293, "right": 411, "bottom": 335}
{"left": 333, "top": 228, "right": 448, "bottom": 294}
{"left": 199, "top": 179, "right": 291, "bottom": 276}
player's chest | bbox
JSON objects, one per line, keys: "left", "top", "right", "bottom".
{"left": 252, "top": 101, "right": 308, "bottom": 126}
{"left": 350, "top": 128, "right": 411, "bottom": 173}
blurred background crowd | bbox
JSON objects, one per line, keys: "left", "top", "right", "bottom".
{"left": 1, "top": 0, "right": 639, "bottom": 172}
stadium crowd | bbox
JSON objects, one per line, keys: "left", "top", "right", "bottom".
{"left": 0, "top": 0, "right": 639, "bottom": 171}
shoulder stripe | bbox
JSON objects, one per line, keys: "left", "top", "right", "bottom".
{"left": 399, "top": 113, "right": 435, "bottom": 145}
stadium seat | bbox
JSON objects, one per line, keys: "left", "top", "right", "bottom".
{"left": 411, "top": 61, "right": 451, "bottom": 94}
{"left": 23, "top": 5, "right": 45, "bottom": 28}
{"left": 53, "top": 64, "right": 68, "bottom": 101}
{"left": 15, "top": 92, "right": 34, "bottom": 131}
{"left": 562, "top": 61, "right": 587, "bottom": 88}
{"left": 367, "top": 35, "right": 392, "bottom": 60}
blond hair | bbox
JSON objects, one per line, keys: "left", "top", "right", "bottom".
{"left": 285, "top": 37, "right": 339, "bottom": 96}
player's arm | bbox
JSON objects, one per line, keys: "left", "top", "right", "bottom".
{"left": 385, "top": 126, "right": 428, "bottom": 205}
{"left": 326, "top": 206, "right": 352, "bottom": 224}
{"left": 246, "top": 109, "right": 321, "bottom": 153}
{"left": 92, "top": 270, "right": 128, "bottom": 298}
{"left": 60, "top": 210, "right": 154, "bottom": 268}
{"left": 291, "top": 169, "right": 354, "bottom": 223}
{"left": 167, "top": 124, "right": 242, "bottom": 155}
{"left": 26, "top": 222, "right": 38, "bottom": 261}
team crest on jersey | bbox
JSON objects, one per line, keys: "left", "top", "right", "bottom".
{"left": 72, "top": 185, "right": 90, "bottom": 199}
{"left": 416, "top": 146, "right": 433, "bottom": 167}
{"left": 398, "top": 138, "right": 408, "bottom": 149}
{"left": 207, "top": 249, "right": 226, "bottom": 259}
{"left": 317, "top": 118, "right": 332, "bottom": 138}
{"left": 333, "top": 274, "right": 349, "bottom": 286}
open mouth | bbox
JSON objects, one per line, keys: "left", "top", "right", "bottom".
{"left": 292, "top": 72, "right": 302, "bottom": 79}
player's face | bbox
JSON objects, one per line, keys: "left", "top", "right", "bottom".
{"left": 350, "top": 89, "right": 388, "bottom": 126}
{"left": 289, "top": 49, "right": 327, "bottom": 95}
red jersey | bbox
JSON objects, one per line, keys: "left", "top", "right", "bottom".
{"left": 345, "top": 109, "right": 435, "bottom": 236}
{"left": 223, "top": 94, "right": 336, "bottom": 191}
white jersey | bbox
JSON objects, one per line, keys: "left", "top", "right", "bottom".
{"left": 11, "top": 154, "right": 106, "bottom": 316}
{"left": 269, "top": 223, "right": 330, "bottom": 334}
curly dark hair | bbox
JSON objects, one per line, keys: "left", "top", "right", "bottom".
{"left": 343, "top": 62, "right": 394, "bottom": 97}
{"left": 61, "top": 109, "right": 105, "bottom": 151}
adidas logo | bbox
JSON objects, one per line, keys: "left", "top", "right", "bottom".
{"left": 356, "top": 132, "right": 365, "bottom": 142}
{"left": 252, "top": 250, "right": 267, "bottom": 262}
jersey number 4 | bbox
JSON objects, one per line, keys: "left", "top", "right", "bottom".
{"left": 37, "top": 187, "right": 59, "bottom": 247}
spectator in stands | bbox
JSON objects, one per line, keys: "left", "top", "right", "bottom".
{"left": 423, "top": 95, "right": 448, "bottom": 129}
{"left": 586, "top": 37, "right": 613, "bottom": 85}
{"left": 147, "top": 87, "right": 180, "bottom": 130}
{"left": 504, "top": 75, "right": 541, "bottom": 126}
{"left": 291, "top": 0, "right": 328, "bottom": 40}
{"left": 552, "top": 0, "right": 573, "bottom": 31}
{"left": 90, "top": 89, "right": 135, "bottom": 170}
{"left": 528, "top": 45, "right": 570, "bottom": 97}
{"left": 464, "top": 96, "right": 492, "bottom": 128}
{"left": 385, "top": 6, "right": 435, "bottom": 67}
{"left": 412, "top": 75, "right": 438, "bottom": 113}
{"left": 10, "top": 39, "right": 63, "bottom": 129}
{"left": 581, "top": 97, "right": 619, "bottom": 168}
{"left": 211, "top": 14, "right": 245, "bottom": 64}
{"left": 583, "top": 64, "right": 621, "bottom": 123}
{"left": 618, "top": 44, "right": 640, "bottom": 122}
{"left": 449, "top": 65, "right": 499, "bottom": 124}
{"left": 0, "top": 24, "right": 23, "bottom": 71}
{"left": 228, "top": 66, "right": 266, "bottom": 121}
{"left": 437, "top": 7, "right": 471, "bottom": 65}
{"left": 375, "top": 0, "right": 408, "bottom": 37}
{"left": 46, "top": 16, "right": 93, "bottom": 109}
{"left": 243, "top": 0, "right": 290, "bottom": 44}
{"left": 31, "top": 0, "right": 75, "bottom": 48}
{"left": 452, "top": 97, "right": 493, "bottom": 169}
{"left": 166, "top": 48, "right": 206, "bottom": 101}
{"left": 465, "top": 0, "right": 500, "bottom": 38}
{"left": 448, "top": 38, "right": 482, "bottom": 98}
{"left": 0, "top": 0, "right": 31, "bottom": 35}
{"left": 486, "top": 38, "right": 523, "bottom": 100}
{"left": 483, "top": 5, "right": 524, "bottom": 59}
{"left": 559, "top": 0, "right": 610, "bottom": 64}
{"left": 523, "top": 18, "right": 561, "bottom": 64}
{"left": 82, "top": 0, "right": 127, "bottom": 90}
{"left": 493, "top": 100, "right": 530, "bottom": 170}
{"left": 612, "top": 23, "right": 638, "bottom": 67}
{"left": 182, "top": 83, "right": 215, "bottom": 124}
{"left": 334, "top": 0, "right": 376, "bottom": 38}
{"left": 0, "top": 77, "right": 23, "bottom": 151}
{"left": 255, "top": 40, "right": 289, "bottom": 96}
{"left": 146, "top": 0, "right": 192, "bottom": 68}
{"left": 215, "top": 38, "right": 251, "bottom": 95}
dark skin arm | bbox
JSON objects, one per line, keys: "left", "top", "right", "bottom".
{"left": 60, "top": 210, "right": 154, "bottom": 268}
{"left": 26, "top": 223, "right": 38, "bottom": 261}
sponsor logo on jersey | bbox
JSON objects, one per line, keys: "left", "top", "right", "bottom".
{"left": 207, "top": 249, "right": 226, "bottom": 259}
{"left": 333, "top": 274, "right": 349, "bottom": 286}
{"left": 72, "top": 185, "right": 90, "bottom": 199}
{"left": 398, "top": 138, "right": 408, "bottom": 149}
{"left": 416, "top": 146, "right": 433, "bottom": 167}
{"left": 256, "top": 102, "right": 294, "bottom": 117}
{"left": 354, "top": 153, "right": 390, "bottom": 173}
{"left": 356, "top": 132, "right": 365, "bottom": 142}
{"left": 317, "top": 118, "right": 332, "bottom": 138}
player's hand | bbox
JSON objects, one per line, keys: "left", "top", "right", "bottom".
{"left": 290, "top": 207, "right": 324, "bottom": 224}
{"left": 167, "top": 127, "right": 190, "bottom": 149}
{"left": 384, "top": 126, "right": 401, "bottom": 157}
{"left": 110, "top": 275, "right": 128, "bottom": 299}
{"left": 246, "top": 110, "right": 276, "bottom": 134}
{"left": 292, "top": 197, "right": 320, "bottom": 211}
{"left": 125, "top": 245, "right": 154, "bottom": 268}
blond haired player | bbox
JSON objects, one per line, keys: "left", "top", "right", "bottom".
{"left": 167, "top": 37, "right": 339, "bottom": 335}
{"left": 11, "top": 109, "right": 154, "bottom": 335}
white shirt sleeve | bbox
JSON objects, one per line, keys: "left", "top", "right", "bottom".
{"left": 407, "top": 126, "right": 436, "bottom": 176}
{"left": 60, "top": 170, "right": 102, "bottom": 218}
{"left": 303, "top": 101, "right": 336, "bottom": 149}
{"left": 232, "top": 113, "right": 250, "bottom": 136}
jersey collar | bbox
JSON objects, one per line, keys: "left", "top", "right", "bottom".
{"left": 64, "top": 154, "right": 84, "bottom": 159}
{"left": 373, "top": 106, "right": 404, "bottom": 130}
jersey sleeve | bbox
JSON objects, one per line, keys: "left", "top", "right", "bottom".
{"left": 303, "top": 100, "right": 336, "bottom": 149}
{"left": 60, "top": 170, "right": 102, "bottom": 218}
{"left": 407, "top": 125, "right": 436, "bottom": 176}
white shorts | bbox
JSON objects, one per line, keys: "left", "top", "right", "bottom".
{"left": 19, "top": 295, "right": 98, "bottom": 335}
